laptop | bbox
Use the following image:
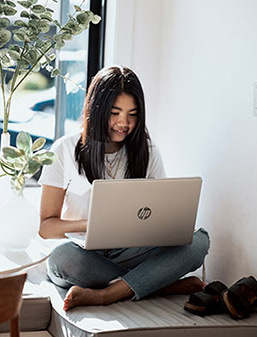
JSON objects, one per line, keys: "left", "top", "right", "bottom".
{"left": 65, "top": 177, "right": 202, "bottom": 250}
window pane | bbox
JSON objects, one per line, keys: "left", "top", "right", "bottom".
{"left": 55, "top": 0, "right": 90, "bottom": 139}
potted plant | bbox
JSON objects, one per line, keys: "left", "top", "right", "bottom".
{"left": 0, "top": 131, "right": 56, "bottom": 250}
{"left": 0, "top": 0, "right": 100, "bottom": 250}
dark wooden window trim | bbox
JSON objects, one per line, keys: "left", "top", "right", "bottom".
{"left": 87, "top": 0, "right": 107, "bottom": 88}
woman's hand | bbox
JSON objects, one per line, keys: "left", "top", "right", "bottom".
{"left": 39, "top": 185, "right": 87, "bottom": 239}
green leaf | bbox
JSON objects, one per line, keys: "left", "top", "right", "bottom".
{"left": 92, "top": 15, "right": 101, "bottom": 24}
{"left": 48, "top": 53, "right": 56, "bottom": 61}
{"left": 74, "top": 5, "right": 81, "bottom": 12}
{"left": 61, "top": 32, "right": 72, "bottom": 40}
{"left": 56, "top": 39, "right": 65, "bottom": 49}
{"left": 31, "top": 4, "right": 45, "bottom": 13}
{"left": 9, "top": 44, "right": 21, "bottom": 53}
{"left": 28, "top": 24, "right": 38, "bottom": 35}
{"left": 53, "top": 19, "right": 62, "bottom": 29}
{"left": 64, "top": 20, "right": 79, "bottom": 33}
{"left": 8, "top": 50, "right": 20, "bottom": 61}
{"left": 16, "top": 131, "right": 32, "bottom": 155}
{"left": 32, "top": 137, "right": 45, "bottom": 151}
{"left": 53, "top": 33, "right": 62, "bottom": 42}
{"left": 2, "top": 146, "right": 24, "bottom": 159}
{"left": 17, "top": 1, "right": 33, "bottom": 9}
{"left": 46, "top": 7, "right": 54, "bottom": 13}
{"left": 38, "top": 21, "right": 50, "bottom": 33}
{"left": 40, "top": 14, "right": 52, "bottom": 22}
{"left": 0, "top": 49, "right": 11, "bottom": 65}
{"left": 44, "top": 151, "right": 55, "bottom": 158}
{"left": 14, "top": 20, "right": 28, "bottom": 28}
{"left": 26, "top": 158, "right": 41, "bottom": 175}
{"left": 74, "top": 25, "right": 83, "bottom": 35}
{"left": 34, "top": 38, "right": 43, "bottom": 48}
{"left": 6, "top": 1, "right": 16, "bottom": 7}
{"left": 29, "top": 13, "right": 40, "bottom": 20}
{"left": 0, "top": 18, "right": 10, "bottom": 29}
{"left": 20, "top": 59, "right": 30, "bottom": 68}
{"left": 3, "top": 5, "right": 17, "bottom": 16}
{"left": 33, "top": 151, "right": 56, "bottom": 164}
{"left": 41, "top": 158, "right": 53, "bottom": 165}
{"left": 27, "top": 33, "right": 37, "bottom": 41}
{"left": 20, "top": 10, "right": 30, "bottom": 18}
{"left": 13, "top": 162, "right": 24, "bottom": 170}
{"left": 50, "top": 68, "right": 60, "bottom": 77}
{"left": 0, "top": 29, "right": 11, "bottom": 44}
{"left": 13, "top": 30, "right": 30, "bottom": 42}
{"left": 87, "top": 11, "right": 94, "bottom": 20}
{"left": 24, "top": 49, "right": 37, "bottom": 63}
{"left": 76, "top": 12, "right": 89, "bottom": 26}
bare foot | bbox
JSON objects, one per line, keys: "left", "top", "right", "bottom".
{"left": 63, "top": 280, "right": 134, "bottom": 311}
{"left": 63, "top": 286, "right": 106, "bottom": 311}
{"left": 157, "top": 276, "right": 206, "bottom": 295}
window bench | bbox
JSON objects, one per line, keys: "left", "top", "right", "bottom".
{"left": 1, "top": 261, "right": 257, "bottom": 337}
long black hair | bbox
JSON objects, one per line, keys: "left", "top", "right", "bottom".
{"left": 75, "top": 66, "right": 150, "bottom": 183}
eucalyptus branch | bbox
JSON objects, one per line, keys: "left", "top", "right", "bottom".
{"left": 10, "top": 42, "right": 28, "bottom": 93}
{"left": 13, "top": 43, "right": 55, "bottom": 93}
{"left": 0, "top": 62, "right": 7, "bottom": 121}
{"left": 4, "top": 93, "right": 13, "bottom": 132}
{"left": 0, "top": 1, "right": 101, "bottom": 192}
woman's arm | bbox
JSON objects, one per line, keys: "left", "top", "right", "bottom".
{"left": 39, "top": 185, "right": 87, "bottom": 239}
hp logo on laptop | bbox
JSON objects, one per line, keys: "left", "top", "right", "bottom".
{"left": 137, "top": 207, "right": 152, "bottom": 220}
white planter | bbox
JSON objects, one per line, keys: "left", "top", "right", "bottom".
{"left": 0, "top": 192, "right": 39, "bottom": 251}
{"left": 0, "top": 132, "right": 39, "bottom": 251}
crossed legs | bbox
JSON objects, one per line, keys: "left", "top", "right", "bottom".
{"left": 48, "top": 229, "right": 210, "bottom": 311}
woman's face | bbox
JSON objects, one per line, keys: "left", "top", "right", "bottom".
{"left": 107, "top": 93, "right": 138, "bottom": 152}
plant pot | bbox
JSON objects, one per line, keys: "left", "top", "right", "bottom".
{"left": 0, "top": 192, "right": 39, "bottom": 251}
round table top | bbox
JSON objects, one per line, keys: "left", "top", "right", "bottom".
{"left": 0, "top": 238, "right": 50, "bottom": 275}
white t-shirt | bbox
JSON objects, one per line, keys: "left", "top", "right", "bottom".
{"left": 39, "top": 133, "right": 166, "bottom": 221}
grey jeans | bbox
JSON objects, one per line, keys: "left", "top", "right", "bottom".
{"left": 47, "top": 228, "right": 210, "bottom": 299}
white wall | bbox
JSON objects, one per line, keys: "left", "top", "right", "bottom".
{"left": 104, "top": 0, "right": 163, "bottom": 140}
{"left": 106, "top": 0, "right": 257, "bottom": 284}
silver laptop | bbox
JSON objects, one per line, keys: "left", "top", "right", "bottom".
{"left": 65, "top": 177, "right": 202, "bottom": 250}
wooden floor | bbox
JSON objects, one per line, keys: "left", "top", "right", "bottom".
{"left": 0, "top": 332, "right": 52, "bottom": 337}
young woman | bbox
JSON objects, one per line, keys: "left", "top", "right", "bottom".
{"left": 39, "top": 66, "right": 210, "bottom": 311}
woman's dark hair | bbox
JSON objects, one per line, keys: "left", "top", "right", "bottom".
{"left": 75, "top": 66, "right": 150, "bottom": 183}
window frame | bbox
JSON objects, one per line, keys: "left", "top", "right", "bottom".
{"left": 54, "top": 0, "right": 107, "bottom": 140}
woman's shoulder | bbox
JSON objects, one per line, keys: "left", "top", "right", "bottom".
{"left": 51, "top": 132, "right": 82, "bottom": 151}
{"left": 147, "top": 139, "right": 160, "bottom": 154}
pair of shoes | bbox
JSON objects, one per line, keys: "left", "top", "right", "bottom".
{"left": 184, "top": 281, "right": 227, "bottom": 316}
{"left": 222, "top": 276, "right": 257, "bottom": 319}
{"left": 184, "top": 276, "right": 257, "bottom": 319}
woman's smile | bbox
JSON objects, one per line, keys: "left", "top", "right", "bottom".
{"left": 107, "top": 93, "right": 138, "bottom": 151}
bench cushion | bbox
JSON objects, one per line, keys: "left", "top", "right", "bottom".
{"left": 46, "top": 282, "right": 257, "bottom": 337}
{"left": 0, "top": 289, "right": 51, "bottom": 332}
